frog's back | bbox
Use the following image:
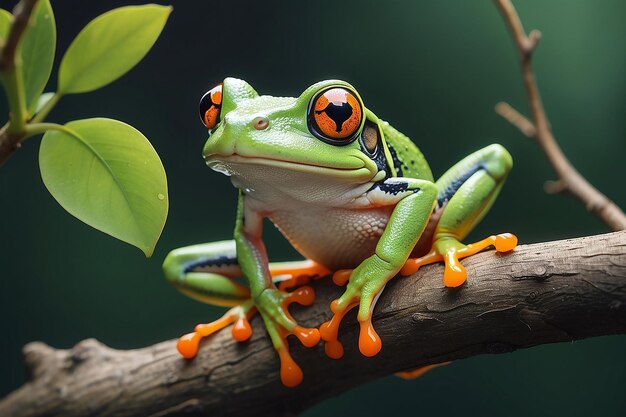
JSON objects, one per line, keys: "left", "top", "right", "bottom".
{"left": 380, "top": 121, "right": 433, "bottom": 181}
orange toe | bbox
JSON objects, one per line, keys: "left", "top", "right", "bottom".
{"left": 443, "top": 251, "right": 467, "bottom": 288}
{"left": 231, "top": 317, "right": 253, "bottom": 342}
{"left": 284, "top": 286, "right": 316, "bottom": 307}
{"left": 400, "top": 251, "right": 443, "bottom": 276}
{"left": 276, "top": 342, "right": 304, "bottom": 387}
{"left": 177, "top": 332, "right": 202, "bottom": 359}
{"left": 494, "top": 233, "right": 518, "bottom": 252}
{"left": 194, "top": 312, "right": 235, "bottom": 336}
{"left": 332, "top": 269, "right": 352, "bottom": 286}
{"left": 358, "top": 318, "right": 382, "bottom": 357}
{"left": 320, "top": 300, "right": 357, "bottom": 360}
{"left": 324, "top": 339, "right": 344, "bottom": 359}
{"left": 293, "top": 326, "right": 321, "bottom": 347}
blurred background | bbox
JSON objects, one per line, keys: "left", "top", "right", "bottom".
{"left": 1, "top": 0, "right": 624, "bottom": 415}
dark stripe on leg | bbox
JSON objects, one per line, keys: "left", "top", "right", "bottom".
{"left": 183, "top": 255, "right": 239, "bottom": 273}
{"left": 437, "top": 164, "right": 484, "bottom": 208}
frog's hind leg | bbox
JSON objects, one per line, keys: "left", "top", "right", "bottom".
{"left": 163, "top": 240, "right": 255, "bottom": 358}
{"left": 163, "top": 240, "right": 324, "bottom": 360}
{"left": 401, "top": 144, "right": 517, "bottom": 287}
{"left": 163, "top": 240, "right": 249, "bottom": 307}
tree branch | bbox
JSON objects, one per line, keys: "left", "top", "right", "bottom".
{"left": 494, "top": 0, "right": 626, "bottom": 231}
{"left": 0, "top": 0, "right": 39, "bottom": 165}
{"left": 0, "top": 0, "right": 38, "bottom": 71}
{"left": 1, "top": 231, "right": 625, "bottom": 417}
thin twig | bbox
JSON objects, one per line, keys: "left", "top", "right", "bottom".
{"left": 494, "top": 102, "right": 536, "bottom": 137}
{"left": 494, "top": 0, "right": 626, "bottom": 231}
{"left": 0, "top": 0, "right": 40, "bottom": 165}
{"left": 0, "top": 0, "right": 38, "bottom": 71}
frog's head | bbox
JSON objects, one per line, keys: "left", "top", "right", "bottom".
{"left": 200, "top": 78, "right": 387, "bottom": 203}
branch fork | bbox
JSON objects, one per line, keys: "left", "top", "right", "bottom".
{"left": 494, "top": 0, "right": 626, "bottom": 231}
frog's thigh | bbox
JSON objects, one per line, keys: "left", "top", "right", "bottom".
{"left": 434, "top": 144, "right": 512, "bottom": 241}
{"left": 163, "top": 240, "right": 323, "bottom": 305}
{"left": 163, "top": 240, "right": 250, "bottom": 307}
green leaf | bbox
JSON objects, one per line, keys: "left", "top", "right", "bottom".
{"left": 0, "top": 9, "right": 12, "bottom": 40}
{"left": 39, "top": 118, "right": 169, "bottom": 257}
{"left": 20, "top": 0, "right": 56, "bottom": 115}
{"left": 58, "top": 4, "right": 171, "bottom": 94}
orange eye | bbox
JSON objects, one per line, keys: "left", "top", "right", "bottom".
{"left": 308, "top": 87, "right": 362, "bottom": 143}
{"left": 199, "top": 83, "right": 223, "bottom": 129}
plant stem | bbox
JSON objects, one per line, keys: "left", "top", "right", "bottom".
{"left": 0, "top": 0, "right": 39, "bottom": 70}
{"left": 0, "top": 0, "right": 40, "bottom": 166}
{"left": 0, "top": 0, "right": 39, "bottom": 133}
{"left": 0, "top": 67, "right": 27, "bottom": 133}
{"left": 24, "top": 122, "right": 73, "bottom": 138}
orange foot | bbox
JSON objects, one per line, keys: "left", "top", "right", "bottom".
{"left": 319, "top": 298, "right": 384, "bottom": 360}
{"left": 177, "top": 301, "right": 256, "bottom": 359}
{"left": 400, "top": 233, "right": 518, "bottom": 287}
{"left": 176, "top": 286, "right": 319, "bottom": 387}
{"left": 271, "top": 287, "right": 320, "bottom": 387}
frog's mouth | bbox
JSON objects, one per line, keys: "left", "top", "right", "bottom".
{"left": 204, "top": 153, "right": 378, "bottom": 182}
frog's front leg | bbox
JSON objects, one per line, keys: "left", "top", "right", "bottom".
{"left": 320, "top": 178, "right": 438, "bottom": 358}
{"left": 401, "top": 144, "right": 517, "bottom": 287}
{"left": 234, "top": 191, "right": 321, "bottom": 387}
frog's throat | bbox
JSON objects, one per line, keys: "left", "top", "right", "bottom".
{"left": 205, "top": 154, "right": 378, "bottom": 182}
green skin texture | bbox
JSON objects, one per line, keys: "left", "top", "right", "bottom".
{"left": 163, "top": 77, "right": 512, "bottom": 352}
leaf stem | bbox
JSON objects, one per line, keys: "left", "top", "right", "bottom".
{"left": 24, "top": 121, "right": 75, "bottom": 139}
{"left": 0, "top": 63, "right": 27, "bottom": 133}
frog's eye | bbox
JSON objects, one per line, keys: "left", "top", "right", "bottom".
{"left": 308, "top": 87, "right": 362, "bottom": 144}
{"left": 199, "top": 83, "right": 223, "bottom": 129}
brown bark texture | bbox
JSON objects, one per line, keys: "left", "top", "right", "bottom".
{"left": 1, "top": 231, "right": 625, "bottom": 417}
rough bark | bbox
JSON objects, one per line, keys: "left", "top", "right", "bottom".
{"left": 1, "top": 231, "right": 625, "bottom": 417}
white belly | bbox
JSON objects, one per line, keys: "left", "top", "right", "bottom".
{"left": 214, "top": 157, "right": 393, "bottom": 269}
{"left": 269, "top": 206, "right": 393, "bottom": 270}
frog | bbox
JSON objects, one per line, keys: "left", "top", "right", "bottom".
{"left": 162, "top": 77, "right": 517, "bottom": 387}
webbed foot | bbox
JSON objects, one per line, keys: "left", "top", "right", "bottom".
{"left": 176, "top": 286, "right": 319, "bottom": 387}
{"left": 255, "top": 286, "right": 320, "bottom": 387}
{"left": 400, "top": 232, "right": 518, "bottom": 287}
{"left": 177, "top": 300, "right": 257, "bottom": 359}
{"left": 320, "top": 255, "right": 396, "bottom": 359}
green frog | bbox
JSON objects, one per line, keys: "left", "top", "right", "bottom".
{"left": 163, "top": 78, "right": 517, "bottom": 387}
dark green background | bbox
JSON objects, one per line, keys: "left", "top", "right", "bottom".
{"left": 1, "top": 0, "right": 624, "bottom": 415}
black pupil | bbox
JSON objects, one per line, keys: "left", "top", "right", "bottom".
{"left": 315, "top": 100, "right": 353, "bottom": 133}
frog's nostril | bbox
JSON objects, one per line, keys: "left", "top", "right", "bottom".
{"left": 252, "top": 117, "right": 269, "bottom": 130}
